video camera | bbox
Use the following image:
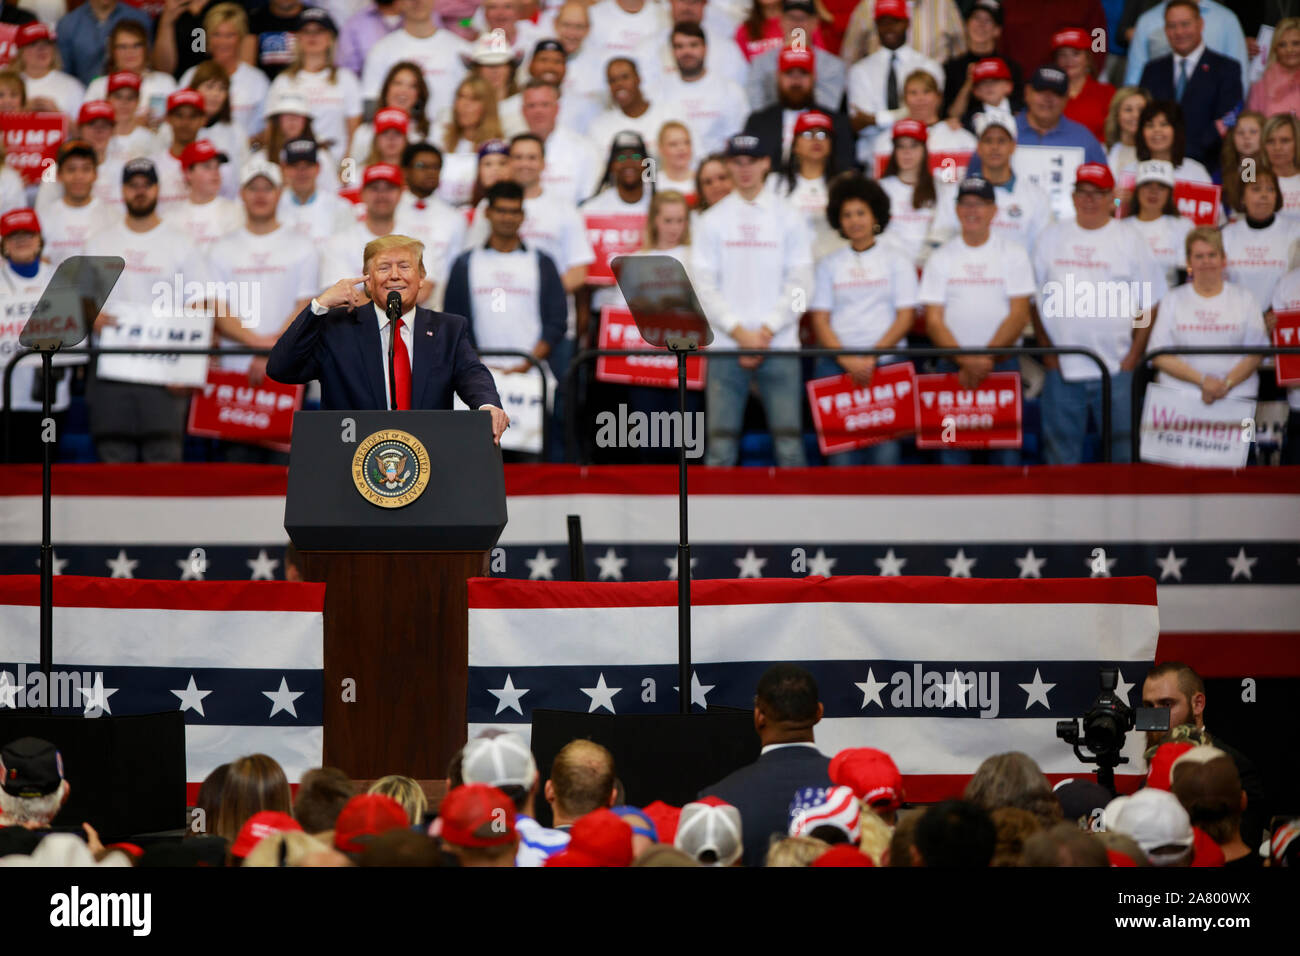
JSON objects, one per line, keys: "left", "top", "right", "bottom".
{"left": 1056, "top": 668, "right": 1170, "bottom": 793}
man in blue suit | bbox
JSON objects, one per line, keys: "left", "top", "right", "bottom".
{"left": 699, "top": 664, "right": 833, "bottom": 866}
{"left": 1137, "top": 0, "right": 1243, "bottom": 173}
{"left": 268, "top": 234, "right": 510, "bottom": 442}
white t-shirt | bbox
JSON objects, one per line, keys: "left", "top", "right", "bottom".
{"left": 435, "top": 146, "right": 479, "bottom": 209}
{"left": 0, "top": 166, "right": 24, "bottom": 214}
{"left": 38, "top": 197, "right": 117, "bottom": 268}
{"left": 394, "top": 194, "right": 469, "bottom": 308}
{"left": 659, "top": 72, "right": 748, "bottom": 159}
{"left": 585, "top": 101, "right": 673, "bottom": 163}
{"left": 463, "top": 245, "right": 547, "bottom": 358}
{"left": 585, "top": 0, "right": 671, "bottom": 65}
{"left": 21, "top": 69, "right": 85, "bottom": 116}
{"left": 0, "top": 260, "right": 71, "bottom": 412}
{"left": 360, "top": 29, "right": 471, "bottom": 119}
{"left": 106, "top": 127, "right": 159, "bottom": 164}
{"left": 879, "top": 175, "right": 950, "bottom": 268}
{"left": 1222, "top": 216, "right": 1294, "bottom": 313}
{"left": 164, "top": 197, "right": 244, "bottom": 251}
{"left": 148, "top": 149, "right": 190, "bottom": 215}
{"left": 208, "top": 224, "right": 320, "bottom": 370}
{"left": 1276, "top": 173, "right": 1300, "bottom": 225}
{"left": 920, "top": 234, "right": 1036, "bottom": 346}
{"left": 930, "top": 174, "right": 1053, "bottom": 252}
{"left": 1124, "top": 214, "right": 1193, "bottom": 287}
{"left": 277, "top": 187, "right": 358, "bottom": 246}
{"left": 176, "top": 62, "right": 271, "bottom": 137}
{"left": 1033, "top": 217, "right": 1169, "bottom": 380}
{"left": 540, "top": 127, "right": 602, "bottom": 206}
{"left": 268, "top": 67, "right": 363, "bottom": 164}
{"left": 1270, "top": 268, "right": 1300, "bottom": 410}
{"left": 1148, "top": 281, "right": 1269, "bottom": 400}
{"left": 766, "top": 171, "right": 841, "bottom": 261}
{"left": 812, "top": 240, "right": 918, "bottom": 348}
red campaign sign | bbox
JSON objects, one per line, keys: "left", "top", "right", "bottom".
{"left": 806, "top": 362, "right": 917, "bottom": 455}
{"left": 915, "top": 371, "right": 1022, "bottom": 449}
{"left": 0, "top": 24, "right": 17, "bottom": 68}
{"left": 584, "top": 212, "right": 646, "bottom": 286}
{"left": 1275, "top": 311, "right": 1300, "bottom": 386}
{"left": 186, "top": 369, "right": 304, "bottom": 452}
{"left": 1, "top": 112, "right": 67, "bottom": 186}
{"left": 1118, "top": 173, "right": 1221, "bottom": 226}
{"left": 595, "top": 307, "right": 706, "bottom": 389}
{"left": 873, "top": 151, "right": 972, "bottom": 183}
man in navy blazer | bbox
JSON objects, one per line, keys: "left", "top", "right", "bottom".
{"left": 268, "top": 234, "right": 510, "bottom": 442}
{"left": 1137, "top": 0, "right": 1243, "bottom": 173}
{"left": 699, "top": 664, "right": 833, "bottom": 866}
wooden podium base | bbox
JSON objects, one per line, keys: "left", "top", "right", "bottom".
{"left": 302, "top": 550, "right": 487, "bottom": 779}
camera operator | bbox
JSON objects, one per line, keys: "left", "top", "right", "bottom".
{"left": 1141, "top": 662, "right": 1268, "bottom": 850}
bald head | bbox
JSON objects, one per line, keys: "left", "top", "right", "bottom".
{"left": 546, "top": 739, "right": 616, "bottom": 821}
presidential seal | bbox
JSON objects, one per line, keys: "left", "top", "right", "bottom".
{"left": 352, "top": 429, "right": 431, "bottom": 508}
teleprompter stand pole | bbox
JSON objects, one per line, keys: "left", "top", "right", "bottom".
{"left": 668, "top": 335, "right": 696, "bottom": 715}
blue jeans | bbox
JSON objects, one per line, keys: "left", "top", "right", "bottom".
{"left": 706, "top": 354, "right": 807, "bottom": 466}
{"left": 813, "top": 356, "right": 901, "bottom": 465}
{"left": 1041, "top": 368, "right": 1133, "bottom": 464}
{"left": 933, "top": 358, "right": 1022, "bottom": 466}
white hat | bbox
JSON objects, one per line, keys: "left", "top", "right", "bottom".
{"left": 1103, "top": 789, "right": 1194, "bottom": 864}
{"left": 241, "top": 157, "right": 282, "bottom": 188}
{"left": 465, "top": 30, "right": 520, "bottom": 66}
{"left": 461, "top": 732, "right": 538, "bottom": 790}
{"left": 675, "top": 799, "right": 743, "bottom": 866}
{"left": 1135, "top": 159, "right": 1175, "bottom": 188}
{"left": 974, "top": 109, "right": 1017, "bottom": 140}
{"left": 265, "top": 90, "right": 312, "bottom": 119}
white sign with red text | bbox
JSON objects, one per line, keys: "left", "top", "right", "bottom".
{"left": 1139, "top": 383, "right": 1253, "bottom": 468}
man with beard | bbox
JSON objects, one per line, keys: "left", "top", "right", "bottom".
{"left": 85, "top": 158, "right": 212, "bottom": 463}
{"left": 743, "top": 48, "right": 856, "bottom": 171}
{"left": 1141, "top": 661, "right": 1267, "bottom": 850}
{"left": 632, "top": 0, "right": 748, "bottom": 90}
{"left": 586, "top": 58, "right": 672, "bottom": 164}
{"left": 659, "top": 22, "right": 749, "bottom": 158}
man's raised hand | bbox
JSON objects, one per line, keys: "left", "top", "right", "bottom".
{"left": 318, "top": 275, "right": 370, "bottom": 310}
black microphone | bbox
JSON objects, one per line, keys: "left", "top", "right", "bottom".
{"left": 386, "top": 291, "right": 402, "bottom": 410}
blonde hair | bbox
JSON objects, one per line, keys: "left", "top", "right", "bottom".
{"left": 857, "top": 805, "right": 893, "bottom": 865}
{"left": 1104, "top": 86, "right": 1148, "bottom": 148}
{"left": 1263, "top": 112, "right": 1300, "bottom": 169}
{"left": 657, "top": 120, "right": 691, "bottom": 148}
{"left": 1184, "top": 224, "right": 1224, "bottom": 260}
{"left": 0, "top": 70, "right": 27, "bottom": 108}
{"left": 443, "top": 76, "right": 503, "bottom": 153}
{"left": 764, "top": 835, "right": 830, "bottom": 867}
{"left": 363, "top": 234, "right": 427, "bottom": 276}
{"left": 204, "top": 2, "right": 250, "bottom": 38}
{"left": 903, "top": 69, "right": 940, "bottom": 98}
{"left": 643, "top": 189, "right": 691, "bottom": 249}
{"left": 367, "top": 775, "right": 428, "bottom": 826}
{"left": 1266, "top": 18, "right": 1300, "bottom": 68}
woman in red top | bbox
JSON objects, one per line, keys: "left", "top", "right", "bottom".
{"left": 1053, "top": 27, "right": 1114, "bottom": 144}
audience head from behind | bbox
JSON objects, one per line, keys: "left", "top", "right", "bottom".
{"left": 544, "top": 738, "right": 616, "bottom": 828}
{"left": 913, "top": 800, "right": 996, "bottom": 867}
{"left": 766, "top": 835, "right": 830, "bottom": 867}
{"left": 0, "top": 737, "right": 68, "bottom": 828}
{"left": 989, "top": 807, "right": 1041, "bottom": 866}
{"left": 885, "top": 808, "right": 921, "bottom": 866}
{"left": 788, "top": 785, "right": 861, "bottom": 846}
{"left": 189, "top": 762, "right": 229, "bottom": 838}
{"left": 753, "top": 662, "right": 823, "bottom": 747}
{"left": 294, "top": 767, "right": 357, "bottom": 836}
{"left": 368, "top": 775, "right": 428, "bottom": 827}
{"left": 1104, "top": 788, "right": 1195, "bottom": 867}
{"left": 1019, "top": 823, "right": 1110, "bottom": 866}
{"left": 213, "top": 753, "right": 292, "bottom": 846}
{"left": 460, "top": 731, "right": 546, "bottom": 823}
{"left": 963, "top": 751, "right": 1063, "bottom": 828}
{"left": 674, "top": 798, "right": 743, "bottom": 866}
{"left": 829, "top": 746, "right": 904, "bottom": 826}
{"left": 1170, "top": 747, "right": 1254, "bottom": 865}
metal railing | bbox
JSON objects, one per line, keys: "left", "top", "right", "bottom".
{"left": 1130, "top": 345, "right": 1300, "bottom": 462}
{"left": 563, "top": 345, "right": 1113, "bottom": 464}
{"left": 2, "top": 346, "right": 546, "bottom": 461}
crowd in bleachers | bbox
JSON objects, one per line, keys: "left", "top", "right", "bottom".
{"left": 0, "top": 661, "right": 1294, "bottom": 867}
{"left": 0, "top": 0, "right": 1297, "bottom": 466}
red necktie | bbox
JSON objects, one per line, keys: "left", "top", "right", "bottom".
{"left": 392, "top": 316, "right": 411, "bottom": 410}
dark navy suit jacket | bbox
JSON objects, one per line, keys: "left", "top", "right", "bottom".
{"left": 266, "top": 301, "right": 501, "bottom": 411}
{"left": 700, "top": 743, "right": 832, "bottom": 867}
{"left": 1138, "top": 48, "right": 1243, "bottom": 172}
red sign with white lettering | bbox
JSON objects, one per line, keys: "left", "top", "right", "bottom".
{"left": 806, "top": 363, "right": 918, "bottom": 455}
{"left": 595, "top": 307, "right": 706, "bottom": 389}
{"left": 1275, "top": 311, "right": 1300, "bottom": 386}
{"left": 186, "top": 369, "right": 304, "bottom": 452}
{"left": 584, "top": 213, "right": 646, "bottom": 285}
{"left": 0, "top": 24, "right": 18, "bottom": 68}
{"left": 0, "top": 112, "right": 67, "bottom": 186}
{"left": 1119, "top": 173, "right": 1221, "bottom": 226}
{"left": 915, "top": 371, "right": 1022, "bottom": 449}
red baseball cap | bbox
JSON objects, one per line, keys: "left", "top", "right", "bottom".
{"left": 167, "top": 89, "right": 205, "bottom": 114}
{"left": 1075, "top": 162, "right": 1115, "bottom": 190}
{"left": 640, "top": 800, "right": 681, "bottom": 845}
{"left": 362, "top": 163, "right": 403, "bottom": 188}
{"left": 230, "top": 810, "right": 302, "bottom": 859}
{"left": 16, "top": 22, "right": 53, "bottom": 47}
{"left": 544, "top": 809, "right": 634, "bottom": 867}
{"left": 1052, "top": 28, "right": 1091, "bottom": 52}
{"left": 430, "top": 784, "right": 517, "bottom": 848}
{"left": 778, "top": 47, "right": 815, "bottom": 74}
{"left": 0, "top": 208, "right": 40, "bottom": 238}
{"left": 374, "top": 107, "right": 409, "bottom": 136}
{"left": 829, "top": 747, "right": 904, "bottom": 812}
{"left": 892, "top": 118, "right": 928, "bottom": 143}
{"left": 794, "top": 110, "right": 833, "bottom": 137}
{"left": 334, "top": 793, "right": 410, "bottom": 853}
{"left": 77, "top": 100, "right": 115, "bottom": 125}
{"left": 180, "top": 139, "right": 229, "bottom": 170}
{"left": 1147, "top": 742, "right": 1197, "bottom": 791}
{"left": 972, "top": 57, "right": 1012, "bottom": 82}
{"left": 811, "top": 844, "right": 874, "bottom": 867}
{"left": 107, "top": 71, "right": 141, "bottom": 94}
{"left": 875, "top": 0, "right": 910, "bottom": 20}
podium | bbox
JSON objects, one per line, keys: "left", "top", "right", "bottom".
{"left": 285, "top": 410, "right": 506, "bottom": 778}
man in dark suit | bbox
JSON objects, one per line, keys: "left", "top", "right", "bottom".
{"left": 699, "top": 664, "right": 833, "bottom": 866}
{"left": 742, "top": 47, "right": 857, "bottom": 174}
{"left": 1137, "top": 0, "right": 1243, "bottom": 173}
{"left": 268, "top": 234, "right": 510, "bottom": 442}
